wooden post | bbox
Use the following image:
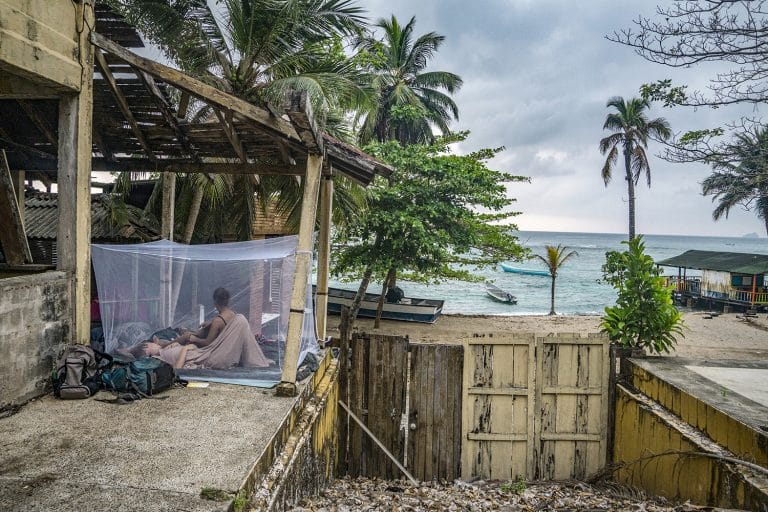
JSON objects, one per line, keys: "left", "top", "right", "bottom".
{"left": 316, "top": 174, "right": 334, "bottom": 341}
{"left": 0, "top": 151, "right": 32, "bottom": 265}
{"left": 751, "top": 274, "right": 757, "bottom": 306}
{"left": 15, "top": 170, "right": 24, "bottom": 226}
{"left": 337, "top": 306, "right": 350, "bottom": 476}
{"left": 277, "top": 154, "right": 323, "bottom": 396}
{"left": 57, "top": 1, "right": 94, "bottom": 344}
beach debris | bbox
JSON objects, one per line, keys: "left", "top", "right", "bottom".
{"left": 288, "top": 477, "right": 707, "bottom": 511}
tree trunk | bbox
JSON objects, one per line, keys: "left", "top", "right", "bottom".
{"left": 349, "top": 267, "right": 373, "bottom": 326}
{"left": 374, "top": 267, "right": 396, "bottom": 329}
{"left": 764, "top": 217, "right": 768, "bottom": 238}
{"left": 624, "top": 146, "right": 636, "bottom": 241}
{"left": 182, "top": 180, "right": 205, "bottom": 244}
{"left": 549, "top": 275, "right": 556, "bottom": 315}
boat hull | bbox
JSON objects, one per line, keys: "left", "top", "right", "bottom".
{"left": 322, "top": 287, "right": 444, "bottom": 323}
{"left": 499, "top": 263, "right": 549, "bottom": 276}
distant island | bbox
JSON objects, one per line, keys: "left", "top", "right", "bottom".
{"left": 741, "top": 232, "right": 761, "bottom": 238}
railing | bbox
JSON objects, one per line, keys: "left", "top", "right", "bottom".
{"left": 665, "top": 277, "right": 768, "bottom": 305}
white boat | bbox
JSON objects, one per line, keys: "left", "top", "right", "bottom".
{"left": 485, "top": 282, "right": 517, "bottom": 304}
{"left": 322, "top": 287, "right": 444, "bottom": 323}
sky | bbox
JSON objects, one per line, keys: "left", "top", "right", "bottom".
{"left": 361, "top": 0, "right": 767, "bottom": 238}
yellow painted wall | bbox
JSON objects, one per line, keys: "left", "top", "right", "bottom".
{"left": 614, "top": 385, "right": 768, "bottom": 510}
{"left": 0, "top": 0, "right": 82, "bottom": 90}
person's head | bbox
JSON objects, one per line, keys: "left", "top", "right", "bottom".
{"left": 213, "top": 287, "right": 230, "bottom": 309}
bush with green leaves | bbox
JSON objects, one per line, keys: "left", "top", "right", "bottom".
{"left": 600, "top": 236, "right": 684, "bottom": 354}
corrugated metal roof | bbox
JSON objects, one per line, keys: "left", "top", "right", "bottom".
{"left": 23, "top": 192, "right": 159, "bottom": 242}
{"left": 657, "top": 250, "right": 768, "bottom": 275}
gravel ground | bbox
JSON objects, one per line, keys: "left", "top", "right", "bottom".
{"left": 290, "top": 477, "right": 713, "bottom": 511}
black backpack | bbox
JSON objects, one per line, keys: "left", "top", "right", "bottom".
{"left": 51, "top": 345, "right": 102, "bottom": 399}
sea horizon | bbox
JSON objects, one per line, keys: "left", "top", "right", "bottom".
{"left": 329, "top": 230, "right": 768, "bottom": 316}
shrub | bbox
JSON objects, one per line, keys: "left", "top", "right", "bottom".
{"left": 601, "top": 236, "right": 684, "bottom": 354}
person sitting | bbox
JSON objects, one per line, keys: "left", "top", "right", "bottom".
{"left": 136, "top": 287, "right": 273, "bottom": 369}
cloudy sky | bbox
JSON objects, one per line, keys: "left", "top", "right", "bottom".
{"left": 361, "top": 0, "right": 766, "bottom": 237}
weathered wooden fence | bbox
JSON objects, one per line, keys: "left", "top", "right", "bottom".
{"left": 346, "top": 332, "right": 610, "bottom": 483}
{"left": 462, "top": 333, "right": 610, "bottom": 481}
{"left": 348, "top": 333, "right": 463, "bottom": 481}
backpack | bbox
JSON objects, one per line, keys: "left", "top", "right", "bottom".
{"left": 100, "top": 356, "right": 175, "bottom": 400}
{"left": 52, "top": 345, "right": 101, "bottom": 399}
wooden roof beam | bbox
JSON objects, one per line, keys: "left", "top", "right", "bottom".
{"left": 93, "top": 159, "right": 306, "bottom": 175}
{"left": 91, "top": 32, "right": 301, "bottom": 144}
{"left": 136, "top": 69, "right": 200, "bottom": 163}
{"left": 94, "top": 49, "right": 156, "bottom": 161}
{"left": 284, "top": 91, "right": 323, "bottom": 155}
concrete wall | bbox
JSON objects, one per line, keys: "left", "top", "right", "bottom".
{"left": 249, "top": 352, "right": 340, "bottom": 511}
{"left": 0, "top": 0, "right": 81, "bottom": 91}
{"left": 0, "top": 272, "right": 71, "bottom": 409}
{"left": 614, "top": 384, "right": 768, "bottom": 510}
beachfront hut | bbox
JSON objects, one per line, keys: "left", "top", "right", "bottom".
{"left": 0, "top": 2, "right": 390, "bottom": 406}
{"left": 657, "top": 250, "right": 768, "bottom": 308}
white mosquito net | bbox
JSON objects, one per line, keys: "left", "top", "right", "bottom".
{"left": 91, "top": 236, "right": 318, "bottom": 386}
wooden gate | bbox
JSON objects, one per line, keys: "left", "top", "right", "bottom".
{"left": 461, "top": 333, "right": 610, "bottom": 481}
{"left": 348, "top": 333, "right": 463, "bottom": 481}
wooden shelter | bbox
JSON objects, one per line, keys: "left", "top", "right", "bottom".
{"left": 658, "top": 250, "right": 768, "bottom": 308}
{"left": 0, "top": 2, "right": 390, "bottom": 398}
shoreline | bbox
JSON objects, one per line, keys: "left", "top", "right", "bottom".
{"left": 328, "top": 311, "right": 768, "bottom": 361}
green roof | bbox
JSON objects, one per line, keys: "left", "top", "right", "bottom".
{"left": 657, "top": 250, "right": 768, "bottom": 275}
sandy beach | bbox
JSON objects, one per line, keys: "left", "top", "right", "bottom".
{"left": 328, "top": 311, "right": 768, "bottom": 361}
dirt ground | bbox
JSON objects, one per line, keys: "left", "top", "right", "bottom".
{"left": 327, "top": 311, "right": 768, "bottom": 360}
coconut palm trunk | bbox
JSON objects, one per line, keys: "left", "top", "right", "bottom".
{"left": 549, "top": 274, "right": 557, "bottom": 315}
{"left": 624, "top": 144, "right": 636, "bottom": 241}
{"left": 182, "top": 183, "right": 205, "bottom": 244}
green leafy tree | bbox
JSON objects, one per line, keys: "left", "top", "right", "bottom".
{"left": 599, "top": 96, "right": 671, "bottom": 241}
{"left": 702, "top": 127, "right": 768, "bottom": 236}
{"left": 601, "top": 237, "right": 684, "bottom": 354}
{"left": 535, "top": 245, "right": 577, "bottom": 316}
{"left": 333, "top": 131, "right": 529, "bottom": 323}
{"left": 355, "top": 15, "right": 463, "bottom": 145}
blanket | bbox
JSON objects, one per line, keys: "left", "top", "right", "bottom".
{"left": 158, "top": 314, "right": 273, "bottom": 370}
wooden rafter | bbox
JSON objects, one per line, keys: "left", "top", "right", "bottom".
{"left": 94, "top": 49, "right": 156, "bottom": 160}
{"left": 214, "top": 109, "right": 247, "bottom": 163}
{"left": 177, "top": 91, "right": 190, "bottom": 119}
{"left": 93, "top": 159, "right": 306, "bottom": 175}
{"left": 136, "top": 69, "right": 199, "bottom": 162}
{"left": 91, "top": 32, "right": 302, "bottom": 145}
{"left": 285, "top": 91, "right": 323, "bottom": 154}
{"left": 16, "top": 100, "right": 57, "bottom": 146}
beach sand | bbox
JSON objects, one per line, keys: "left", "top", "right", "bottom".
{"left": 327, "top": 311, "right": 768, "bottom": 361}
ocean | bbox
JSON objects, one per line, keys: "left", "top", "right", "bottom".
{"left": 330, "top": 231, "right": 768, "bottom": 316}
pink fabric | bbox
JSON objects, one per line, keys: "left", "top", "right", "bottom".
{"left": 158, "top": 314, "right": 273, "bottom": 369}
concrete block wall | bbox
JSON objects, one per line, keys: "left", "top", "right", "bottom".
{"left": 0, "top": 272, "right": 72, "bottom": 409}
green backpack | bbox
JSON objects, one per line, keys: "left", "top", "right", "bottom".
{"left": 100, "top": 356, "right": 176, "bottom": 399}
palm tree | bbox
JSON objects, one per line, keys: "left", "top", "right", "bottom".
{"left": 599, "top": 97, "right": 671, "bottom": 240}
{"left": 106, "top": 0, "right": 371, "bottom": 241}
{"left": 356, "top": 15, "right": 463, "bottom": 144}
{"left": 536, "top": 245, "right": 578, "bottom": 316}
{"left": 702, "top": 127, "right": 768, "bottom": 236}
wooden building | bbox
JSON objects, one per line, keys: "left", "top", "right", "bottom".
{"left": 0, "top": 1, "right": 389, "bottom": 405}
{"left": 658, "top": 250, "right": 768, "bottom": 309}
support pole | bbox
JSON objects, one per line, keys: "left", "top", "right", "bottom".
{"left": 15, "top": 170, "right": 24, "bottom": 226}
{"left": 57, "top": 2, "right": 94, "bottom": 344}
{"left": 277, "top": 154, "right": 323, "bottom": 396}
{"left": 160, "top": 171, "right": 176, "bottom": 241}
{"left": 316, "top": 174, "right": 334, "bottom": 341}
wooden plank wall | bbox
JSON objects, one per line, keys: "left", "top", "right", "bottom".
{"left": 348, "top": 333, "right": 409, "bottom": 479}
{"left": 408, "top": 343, "right": 463, "bottom": 481}
{"left": 348, "top": 334, "right": 463, "bottom": 482}
{"left": 462, "top": 333, "right": 610, "bottom": 481}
